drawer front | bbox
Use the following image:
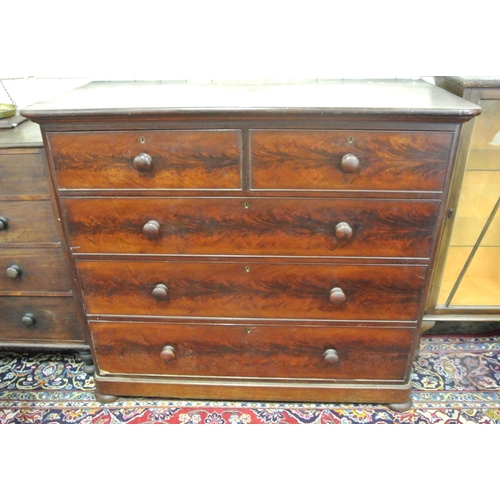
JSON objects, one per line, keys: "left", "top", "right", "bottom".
{"left": 0, "top": 151, "right": 50, "bottom": 197}
{"left": 251, "top": 130, "right": 453, "bottom": 191}
{"left": 63, "top": 197, "right": 440, "bottom": 258}
{"left": 0, "top": 296, "right": 84, "bottom": 342}
{"left": 47, "top": 130, "right": 242, "bottom": 190}
{"left": 0, "top": 248, "right": 71, "bottom": 292}
{"left": 0, "top": 201, "right": 59, "bottom": 243}
{"left": 77, "top": 260, "right": 427, "bottom": 320}
{"left": 91, "top": 321, "right": 413, "bottom": 381}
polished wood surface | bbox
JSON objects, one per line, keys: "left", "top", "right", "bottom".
{"left": 22, "top": 79, "right": 476, "bottom": 403}
{"left": 77, "top": 260, "right": 426, "bottom": 320}
{"left": 251, "top": 130, "right": 453, "bottom": 192}
{"left": 62, "top": 197, "right": 440, "bottom": 257}
{"left": 0, "top": 120, "right": 85, "bottom": 348}
{"left": 0, "top": 296, "right": 84, "bottom": 342}
{"left": 91, "top": 321, "right": 414, "bottom": 381}
{"left": 0, "top": 248, "right": 71, "bottom": 292}
{"left": 0, "top": 149, "right": 50, "bottom": 197}
{"left": 0, "top": 201, "right": 59, "bottom": 243}
{"left": 47, "top": 130, "right": 242, "bottom": 190}
{"left": 21, "top": 80, "right": 481, "bottom": 120}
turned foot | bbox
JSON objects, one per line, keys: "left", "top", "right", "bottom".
{"left": 420, "top": 320, "right": 436, "bottom": 335}
{"left": 387, "top": 399, "right": 412, "bottom": 412}
{"left": 77, "top": 350, "right": 95, "bottom": 375}
{"left": 95, "top": 392, "right": 118, "bottom": 403}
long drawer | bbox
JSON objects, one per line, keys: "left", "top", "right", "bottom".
{"left": 62, "top": 197, "right": 440, "bottom": 257}
{"left": 0, "top": 201, "right": 60, "bottom": 243}
{"left": 0, "top": 296, "right": 83, "bottom": 342}
{"left": 77, "top": 260, "right": 427, "bottom": 320}
{"left": 0, "top": 248, "right": 71, "bottom": 292}
{"left": 251, "top": 130, "right": 453, "bottom": 191}
{"left": 91, "top": 321, "right": 414, "bottom": 381}
{"left": 47, "top": 130, "right": 242, "bottom": 190}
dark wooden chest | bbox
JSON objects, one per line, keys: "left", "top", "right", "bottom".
{"left": 22, "top": 79, "right": 480, "bottom": 406}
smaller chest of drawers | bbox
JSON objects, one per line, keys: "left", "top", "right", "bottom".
{"left": 23, "top": 80, "right": 480, "bottom": 405}
{"left": 0, "top": 120, "right": 85, "bottom": 348}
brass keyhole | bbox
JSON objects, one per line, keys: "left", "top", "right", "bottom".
{"left": 140, "top": 136, "right": 146, "bottom": 144}
{"left": 244, "top": 202, "right": 250, "bottom": 209}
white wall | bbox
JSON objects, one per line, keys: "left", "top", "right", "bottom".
{"left": 1, "top": 0, "right": 496, "bottom": 105}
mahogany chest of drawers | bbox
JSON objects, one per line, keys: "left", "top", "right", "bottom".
{"left": 0, "top": 120, "right": 86, "bottom": 352}
{"left": 23, "top": 80, "right": 480, "bottom": 407}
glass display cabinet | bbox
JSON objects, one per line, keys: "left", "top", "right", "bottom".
{"left": 426, "top": 77, "right": 500, "bottom": 321}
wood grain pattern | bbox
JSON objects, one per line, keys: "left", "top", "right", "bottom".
{"left": 47, "top": 130, "right": 242, "bottom": 190}
{"left": 0, "top": 248, "right": 71, "bottom": 292}
{"left": 62, "top": 197, "right": 440, "bottom": 257}
{"left": 77, "top": 260, "right": 427, "bottom": 320}
{"left": 251, "top": 130, "right": 453, "bottom": 191}
{"left": 0, "top": 201, "right": 59, "bottom": 243}
{"left": 0, "top": 296, "right": 84, "bottom": 341}
{"left": 0, "top": 151, "right": 50, "bottom": 197}
{"left": 91, "top": 322, "right": 414, "bottom": 381}
{"left": 20, "top": 79, "right": 475, "bottom": 402}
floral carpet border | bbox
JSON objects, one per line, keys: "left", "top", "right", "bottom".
{"left": 1, "top": 335, "right": 499, "bottom": 424}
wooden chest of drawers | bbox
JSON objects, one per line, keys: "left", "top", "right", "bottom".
{"left": 23, "top": 80, "right": 480, "bottom": 407}
{"left": 0, "top": 121, "right": 86, "bottom": 349}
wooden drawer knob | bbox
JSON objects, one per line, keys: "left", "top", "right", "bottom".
{"left": 143, "top": 220, "right": 161, "bottom": 239}
{"left": 335, "top": 222, "right": 353, "bottom": 240}
{"left": 152, "top": 283, "right": 169, "bottom": 300}
{"left": 160, "top": 345, "right": 176, "bottom": 362}
{"left": 324, "top": 348, "right": 339, "bottom": 364}
{"left": 6, "top": 265, "right": 22, "bottom": 279}
{"left": 340, "top": 154, "right": 360, "bottom": 173}
{"left": 22, "top": 313, "right": 36, "bottom": 328}
{"left": 329, "top": 287, "right": 346, "bottom": 304}
{"left": 133, "top": 153, "right": 153, "bottom": 172}
{"left": 0, "top": 216, "right": 8, "bottom": 231}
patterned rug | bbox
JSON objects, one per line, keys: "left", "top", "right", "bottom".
{"left": 1, "top": 334, "right": 499, "bottom": 424}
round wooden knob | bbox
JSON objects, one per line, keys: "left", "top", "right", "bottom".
{"left": 6, "top": 265, "right": 22, "bottom": 279}
{"left": 0, "top": 216, "right": 8, "bottom": 231}
{"left": 152, "top": 283, "right": 169, "bottom": 301}
{"left": 324, "top": 349, "right": 339, "bottom": 364}
{"left": 340, "top": 154, "right": 360, "bottom": 173}
{"left": 21, "top": 313, "right": 36, "bottom": 328}
{"left": 133, "top": 153, "right": 153, "bottom": 172}
{"left": 329, "top": 287, "right": 346, "bottom": 304}
{"left": 143, "top": 220, "right": 161, "bottom": 239}
{"left": 160, "top": 345, "right": 176, "bottom": 362}
{"left": 335, "top": 222, "right": 353, "bottom": 240}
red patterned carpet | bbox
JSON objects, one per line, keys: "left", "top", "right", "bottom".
{"left": 1, "top": 334, "right": 499, "bottom": 424}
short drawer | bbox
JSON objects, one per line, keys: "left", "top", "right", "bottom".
{"left": 47, "top": 130, "right": 242, "bottom": 190}
{"left": 0, "top": 201, "right": 59, "bottom": 243}
{"left": 91, "top": 321, "right": 414, "bottom": 382}
{"left": 63, "top": 197, "right": 440, "bottom": 258}
{"left": 251, "top": 130, "right": 453, "bottom": 191}
{"left": 0, "top": 248, "right": 71, "bottom": 292}
{"left": 0, "top": 296, "right": 84, "bottom": 342}
{"left": 0, "top": 150, "right": 50, "bottom": 197}
{"left": 77, "top": 260, "right": 427, "bottom": 321}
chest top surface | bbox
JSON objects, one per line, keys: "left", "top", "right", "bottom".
{"left": 21, "top": 79, "right": 481, "bottom": 121}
